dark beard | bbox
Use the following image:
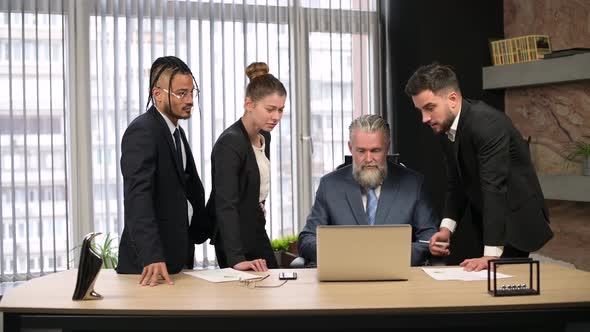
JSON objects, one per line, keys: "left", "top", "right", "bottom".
{"left": 438, "top": 110, "right": 456, "bottom": 134}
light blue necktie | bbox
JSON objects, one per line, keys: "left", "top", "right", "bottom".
{"left": 366, "top": 188, "right": 378, "bottom": 225}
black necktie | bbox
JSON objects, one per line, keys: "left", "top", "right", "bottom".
{"left": 173, "top": 128, "right": 183, "bottom": 171}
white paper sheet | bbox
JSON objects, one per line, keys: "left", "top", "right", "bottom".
{"left": 183, "top": 268, "right": 262, "bottom": 283}
{"left": 421, "top": 267, "right": 512, "bottom": 281}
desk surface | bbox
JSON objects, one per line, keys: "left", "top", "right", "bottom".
{"left": 1, "top": 264, "right": 589, "bottom": 316}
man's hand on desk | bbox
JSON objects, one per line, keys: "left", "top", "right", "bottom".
{"left": 233, "top": 259, "right": 268, "bottom": 272}
{"left": 140, "top": 262, "right": 173, "bottom": 286}
{"left": 428, "top": 228, "right": 451, "bottom": 256}
{"left": 459, "top": 256, "right": 498, "bottom": 272}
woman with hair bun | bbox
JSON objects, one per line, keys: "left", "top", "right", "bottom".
{"left": 208, "top": 62, "right": 287, "bottom": 271}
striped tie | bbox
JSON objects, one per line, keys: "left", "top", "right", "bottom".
{"left": 366, "top": 188, "right": 377, "bottom": 225}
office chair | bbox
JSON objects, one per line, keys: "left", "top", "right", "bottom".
{"left": 335, "top": 153, "right": 403, "bottom": 170}
{"left": 289, "top": 256, "right": 313, "bottom": 268}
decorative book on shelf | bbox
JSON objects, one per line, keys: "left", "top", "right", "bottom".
{"left": 489, "top": 35, "right": 551, "bottom": 66}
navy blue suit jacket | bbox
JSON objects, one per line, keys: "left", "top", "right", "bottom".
{"left": 298, "top": 162, "right": 438, "bottom": 266}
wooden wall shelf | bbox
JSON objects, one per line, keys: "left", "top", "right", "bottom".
{"left": 482, "top": 53, "right": 590, "bottom": 89}
{"left": 538, "top": 174, "right": 590, "bottom": 202}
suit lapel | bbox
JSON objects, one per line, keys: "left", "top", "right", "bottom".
{"left": 148, "top": 107, "right": 185, "bottom": 184}
{"left": 237, "top": 119, "right": 261, "bottom": 197}
{"left": 343, "top": 170, "right": 369, "bottom": 225}
{"left": 180, "top": 127, "right": 205, "bottom": 206}
{"left": 261, "top": 130, "right": 271, "bottom": 160}
{"left": 180, "top": 126, "right": 198, "bottom": 182}
{"left": 453, "top": 137, "right": 462, "bottom": 180}
{"left": 453, "top": 100, "right": 472, "bottom": 181}
{"left": 374, "top": 163, "right": 400, "bottom": 225}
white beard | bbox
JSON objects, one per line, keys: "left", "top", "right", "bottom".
{"left": 352, "top": 163, "right": 387, "bottom": 189}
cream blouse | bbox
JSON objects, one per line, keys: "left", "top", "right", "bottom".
{"left": 252, "top": 134, "right": 270, "bottom": 203}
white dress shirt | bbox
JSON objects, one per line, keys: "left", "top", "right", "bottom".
{"left": 441, "top": 109, "right": 504, "bottom": 257}
{"left": 156, "top": 108, "right": 193, "bottom": 226}
{"left": 252, "top": 134, "right": 270, "bottom": 203}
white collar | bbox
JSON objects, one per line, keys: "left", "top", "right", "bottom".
{"left": 155, "top": 106, "right": 178, "bottom": 136}
{"left": 446, "top": 109, "right": 461, "bottom": 142}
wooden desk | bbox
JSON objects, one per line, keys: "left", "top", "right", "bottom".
{"left": 1, "top": 264, "right": 589, "bottom": 331}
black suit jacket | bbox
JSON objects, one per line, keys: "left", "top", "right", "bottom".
{"left": 442, "top": 99, "right": 553, "bottom": 252}
{"left": 117, "top": 106, "right": 209, "bottom": 274}
{"left": 208, "top": 119, "right": 278, "bottom": 268}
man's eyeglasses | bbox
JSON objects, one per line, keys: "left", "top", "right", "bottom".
{"left": 238, "top": 274, "right": 288, "bottom": 289}
{"left": 159, "top": 87, "right": 200, "bottom": 101}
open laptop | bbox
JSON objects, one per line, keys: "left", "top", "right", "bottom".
{"left": 316, "top": 224, "right": 411, "bottom": 281}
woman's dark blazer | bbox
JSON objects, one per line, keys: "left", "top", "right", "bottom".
{"left": 208, "top": 119, "right": 278, "bottom": 268}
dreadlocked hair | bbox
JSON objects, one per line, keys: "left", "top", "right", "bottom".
{"left": 146, "top": 56, "right": 198, "bottom": 110}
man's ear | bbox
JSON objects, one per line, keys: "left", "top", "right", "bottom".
{"left": 448, "top": 91, "right": 459, "bottom": 108}
{"left": 152, "top": 87, "right": 161, "bottom": 102}
{"left": 348, "top": 141, "right": 353, "bottom": 154}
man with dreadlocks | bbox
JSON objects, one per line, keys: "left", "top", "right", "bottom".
{"left": 117, "top": 56, "right": 210, "bottom": 286}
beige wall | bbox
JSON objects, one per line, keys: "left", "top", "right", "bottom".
{"left": 504, "top": 0, "right": 590, "bottom": 175}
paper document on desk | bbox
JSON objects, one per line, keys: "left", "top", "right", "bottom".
{"left": 421, "top": 267, "right": 512, "bottom": 281}
{"left": 184, "top": 268, "right": 260, "bottom": 283}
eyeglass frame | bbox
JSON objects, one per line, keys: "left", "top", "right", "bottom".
{"left": 156, "top": 85, "right": 203, "bottom": 120}
{"left": 158, "top": 86, "right": 200, "bottom": 101}
{"left": 238, "top": 274, "right": 288, "bottom": 289}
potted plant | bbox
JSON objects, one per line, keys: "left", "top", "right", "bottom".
{"left": 271, "top": 234, "right": 298, "bottom": 268}
{"left": 92, "top": 232, "right": 119, "bottom": 269}
{"left": 564, "top": 136, "right": 590, "bottom": 176}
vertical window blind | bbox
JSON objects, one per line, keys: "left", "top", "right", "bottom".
{"left": 0, "top": 0, "right": 378, "bottom": 279}
{"left": 0, "top": 0, "right": 70, "bottom": 282}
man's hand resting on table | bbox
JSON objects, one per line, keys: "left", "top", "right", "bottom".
{"left": 460, "top": 256, "right": 498, "bottom": 272}
{"left": 140, "top": 262, "right": 173, "bottom": 286}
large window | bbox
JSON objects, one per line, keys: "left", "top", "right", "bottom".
{"left": 0, "top": 0, "right": 379, "bottom": 279}
{"left": 0, "top": 1, "right": 70, "bottom": 282}
{"left": 89, "top": 0, "right": 378, "bottom": 267}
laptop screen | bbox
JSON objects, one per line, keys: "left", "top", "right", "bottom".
{"left": 316, "top": 224, "right": 411, "bottom": 281}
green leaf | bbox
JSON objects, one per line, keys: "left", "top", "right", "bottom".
{"left": 563, "top": 136, "right": 590, "bottom": 165}
{"left": 70, "top": 233, "right": 119, "bottom": 269}
{"left": 271, "top": 234, "right": 298, "bottom": 252}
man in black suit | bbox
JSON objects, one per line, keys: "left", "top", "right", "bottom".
{"left": 405, "top": 63, "right": 553, "bottom": 271}
{"left": 117, "top": 56, "right": 210, "bottom": 286}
